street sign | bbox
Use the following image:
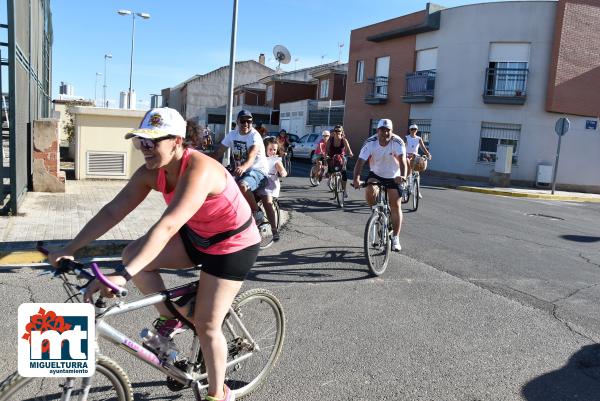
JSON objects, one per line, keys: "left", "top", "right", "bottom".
{"left": 555, "top": 117, "right": 570, "bottom": 136}
{"left": 551, "top": 117, "right": 570, "bottom": 194}
{"left": 586, "top": 120, "right": 598, "bottom": 130}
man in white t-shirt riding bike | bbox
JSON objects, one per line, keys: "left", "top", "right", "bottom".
{"left": 215, "top": 110, "right": 269, "bottom": 222}
{"left": 353, "top": 118, "right": 407, "bottom": 252}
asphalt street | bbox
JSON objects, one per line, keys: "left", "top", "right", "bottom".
{"left": 1, "top": 159, "right": 600, "bottom": 400}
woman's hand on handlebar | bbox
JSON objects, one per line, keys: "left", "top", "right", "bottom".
{"left": 352, "top": 178, "right": 362, "bottom": 189}
{"left": 83, "top": 274, "right": 127, "bottom": 303}
{"left": 47, "top": 248, "right": 75, "bottom": 268}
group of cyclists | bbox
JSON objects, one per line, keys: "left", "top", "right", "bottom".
{"left": 45, "top": 106, "right": 430, "bottom": 401}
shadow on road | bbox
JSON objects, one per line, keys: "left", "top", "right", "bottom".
{"left": 521, "top": 344, "right": 600, "bottom": 401}
{"left": 560, "top": 235, "right": 600, "bottom": 243}
{"left": 249, "top": 246, "right": 372, "bottom": 283}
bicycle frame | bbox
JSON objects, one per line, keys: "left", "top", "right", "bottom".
{"left": 93, "top": 282, "right": 258, "bottom": 391}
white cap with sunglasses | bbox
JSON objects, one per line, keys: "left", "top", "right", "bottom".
{"left": 409, "top": 124, "right": 419, "bottom": 131}
{"left": 125, "top": 107, "right": 186, "bottom": 140}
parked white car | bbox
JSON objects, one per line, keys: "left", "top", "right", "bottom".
{"left": 291, "top": 133, "right": 322, "bottom": 159}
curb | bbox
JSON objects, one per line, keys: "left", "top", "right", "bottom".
{"left": 0, "top": 211, "right": 292, "bottom": 266}
{"left": 455, "top": 186, "right": 600, "bottom": 203}
{"left": 0, "top": 242, "right": 130, "bottom": 266}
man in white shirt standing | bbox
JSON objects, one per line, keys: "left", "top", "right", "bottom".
{"left": 216, "top": 110, "right": 269, "bottom": 221}
{"left": 353, "top": 118, "right": 407, "bottom": 252}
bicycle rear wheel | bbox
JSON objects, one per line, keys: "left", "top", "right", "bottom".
{"left": 284, "top": 154, "right": 292, "bottom": 176}
{"left": 412, "top": 176, "right": 419, "bottom": 211}
{"left": 0, "top": 354, "right": 133, "bottom": 401}
{"left": 364, "top": 212, "right": 391, "bottom": 276}
{"left": 222, "top": 289, "right": 286, "bottom": 399}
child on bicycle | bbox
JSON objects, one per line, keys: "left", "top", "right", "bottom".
{"left": 311, "top": 130, "right": 330, "bottom": 182}
{"left": 257, "top": 137, "right": 288, "bottom": 241}
{"left": 48, "top": 107, "right": 256, "bottom": 401}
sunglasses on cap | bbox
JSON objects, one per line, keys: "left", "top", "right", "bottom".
{"left": 132, "top": 135, "right": 175, "bottom": 150}
{"left": 333, "top": 129, "right": 342, "bottom": 133}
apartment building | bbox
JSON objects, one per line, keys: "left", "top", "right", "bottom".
{"left": 345, "top": 0, "right": 600, "bottom": 191}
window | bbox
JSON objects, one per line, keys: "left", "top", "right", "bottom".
{"left": 240, "top": 93, "right": 245, "bottom": 105}
{"left": 487, "top": 61, "right": 528, "bottom": 96}
{"left": 408, "top": 119, "right": 431, "bottom": 148}
{"left": 369, "top": 119, "right": 379, "bottom": 137}
{"left": 478, "top": 122, "right": 521, "bottom": 164}
{"left": 320, "top": 79, "right": 329, "bottom": 99}
{"left": 266, "top": 85, "right": 273, "bottom": 102}
{"left": 375, "top": 56, "right": 390, "bottom": 96}
{"left": 356, "top": 60, "right": 365, "bottom": 83}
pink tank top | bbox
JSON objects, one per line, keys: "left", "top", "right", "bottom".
{"left": 157, "top": 148, "right": 260, "bottom": 255}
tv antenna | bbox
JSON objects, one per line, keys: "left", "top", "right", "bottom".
{"left": 273, "top": 45, "right": 291, "bottom": 71}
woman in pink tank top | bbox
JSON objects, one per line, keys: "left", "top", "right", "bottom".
{"left": 48, "top": 108, "right": 257, "bottom": 401}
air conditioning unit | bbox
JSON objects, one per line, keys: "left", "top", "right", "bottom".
{"left": 536, "top": 164, "right": 553, "bottom": 187}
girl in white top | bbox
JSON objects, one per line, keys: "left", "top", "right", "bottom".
{"left": 406, "top": 124, "right": 432, "bottom": 174}
{"left": 257, "top": 137, "right": 288, "bottom": 241}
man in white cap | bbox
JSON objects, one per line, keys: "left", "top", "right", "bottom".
{"left": 353, "top": 118, "right": 407, "bottom": 252}
{"left": 406, "top": 124, "right": 432, "bottom": 199}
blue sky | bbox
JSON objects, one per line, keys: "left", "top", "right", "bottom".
{"left": 50, "top": 0, "right": 519, "bottom": 108}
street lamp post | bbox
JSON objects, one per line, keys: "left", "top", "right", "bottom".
{"left": 103, "top": 53, "right": 112, "bottom": 108}
{"left": 117, "top": 9, "right": 150, "bottom": 109}
{"left": 94, "top": 72, "right": 102, "bottom": 106}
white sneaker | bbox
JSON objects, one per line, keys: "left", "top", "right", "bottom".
{"left": 391, "top": 236, "right": 402, "bottom": 252}
{"left": 418, "top": 192, "right": 423, "bottom": 199}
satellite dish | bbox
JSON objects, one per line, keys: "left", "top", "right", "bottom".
{"left": 273, "top": 45, "right": 291, "bottom": 70}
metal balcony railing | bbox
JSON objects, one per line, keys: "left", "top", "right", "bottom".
{"left": 483, "top": 68, "right": 528, "bottom": 104}
{"left": 405, "top": 70, "right": 436, "bottom": 97}
{"left": 364, "top": 76, "right": 388, "bottom": 104}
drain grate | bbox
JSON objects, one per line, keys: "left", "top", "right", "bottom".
{"left": 526, "top": 213, "right": 565, "bottom": 221}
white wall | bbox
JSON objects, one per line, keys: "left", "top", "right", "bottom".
{"left": 410, "top": 1, "right": 600, "bottom": 188}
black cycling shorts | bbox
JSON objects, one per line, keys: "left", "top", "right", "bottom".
{"left": 366, "top": 172, "right": 403, "bottom": 196}
{"left": 179, "top": 225, "right": 260, "bottom": 281}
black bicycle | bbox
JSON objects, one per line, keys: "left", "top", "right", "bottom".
{"left": 256, "top": 196, "right": 280, "bottom": 249}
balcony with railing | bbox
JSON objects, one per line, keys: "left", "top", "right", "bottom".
{"left": 364, "top": 76, "right": 388, "bottom": 105}
{"left": 403, "top": 70, "right": 435, "bottom": 103}
{"left": 483, "top": 67, "right": 528, "bottom": 105}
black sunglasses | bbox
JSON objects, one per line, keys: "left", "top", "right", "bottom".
{"left": 239, "top": 119, "right": 253, "bottom": 125}
{"left": 132, "top": 135, "right": 175, "bottom": 150}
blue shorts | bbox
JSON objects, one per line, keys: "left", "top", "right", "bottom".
{"left": 238, "top": 168, "right": 267, "bottom": 192}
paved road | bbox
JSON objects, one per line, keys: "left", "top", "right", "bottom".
{"left": 1, "top": 159, "right": 600, "bottom": 400}
{"left": 289, "top": 158, "right": 600, "bottom": 340}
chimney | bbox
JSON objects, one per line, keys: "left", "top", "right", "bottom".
{"left": 259, "top": 53, "right": 265, "bottom": 65}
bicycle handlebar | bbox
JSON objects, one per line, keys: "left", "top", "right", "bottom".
{"left": 36, "top": 241, "right": 128, "bottom": 297}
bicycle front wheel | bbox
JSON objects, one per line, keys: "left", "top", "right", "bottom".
{"left": 364, "top": 212, "right": 391, "bottom": 276}
{"left": 0, "top": 354, "right": 133, "bottom": 401}
{"left": 335, "top": 174, "right": 344, "bottom": 208}
{"left": 412, "top": 176, "right": 419, "bottom": 211}
{"left": 309, "top": 165, "right": 320, "bottom": 187}
{"left": 223, "top": 288, "right": 286, "bottom": 399}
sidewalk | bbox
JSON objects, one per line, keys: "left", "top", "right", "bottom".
{"left": 421, "top": 174, "right": 600, "bottom": 203}
{"left": 1, "top": 175, "right": 599, "bottom": 265}
{"left": 0, "top": 180, "right": 165, "bottom": 264}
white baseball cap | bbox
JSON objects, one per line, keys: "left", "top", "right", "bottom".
{"left": 322, "top": 130, "right": 331, "bottom": 137}
{"left": 125, "top": 107, "right": 187, "bottom": 139}
{"left": 377, "top": 119, "right": 393, "bottom": 130}
{"left": 409, "top": 124, "right": 419, "bottom": 130}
